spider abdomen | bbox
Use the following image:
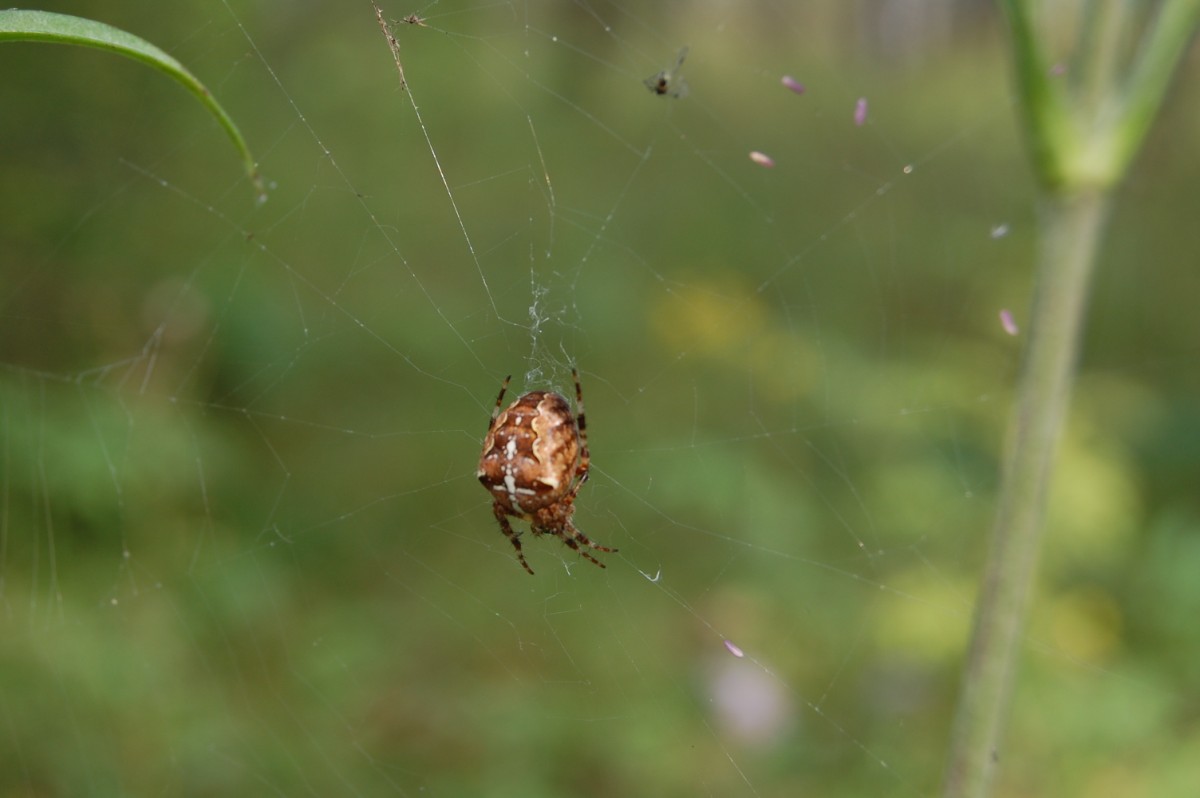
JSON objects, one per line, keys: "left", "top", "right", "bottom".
{"left": 478, "top": 390, "right": 579, "bottom": 515}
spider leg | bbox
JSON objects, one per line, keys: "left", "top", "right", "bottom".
{"left": 571, "top": 367, "right": 587, "bottom": 447}
{"left": 487, "top": 375, "right": 512, "bottom": 432}
{"left": 570, "top": 367, "right": 590, "bottom": 491}
{"left": 560, "top": 522, "right": 617, "bottom": 569}
{"left": 494, "top": 503, "right": 535, "bottom": 575}
{"left": 564, "top": 468, "right": 590, "bottom": 502}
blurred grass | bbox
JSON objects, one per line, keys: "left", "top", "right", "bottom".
{"left": 1, "top": 1, "right": 1198, "bottom": 796}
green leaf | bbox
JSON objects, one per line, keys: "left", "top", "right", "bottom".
{"left": 0, "top": 8, "right": 264, "bottom": 202}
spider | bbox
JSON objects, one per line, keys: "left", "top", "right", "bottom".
{"left": 477, "top": 368, "right": 616, "bottom": 575}
{"left": 645, "top": 46, "right": 689, "bottom": 98}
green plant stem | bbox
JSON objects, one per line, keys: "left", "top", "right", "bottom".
{"left": 945, "top": 4, "right": 1199, "bottom": 793}
{"left": 942, "top": 188, "right": 1110, "bottom": 798}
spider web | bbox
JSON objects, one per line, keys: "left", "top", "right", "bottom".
{"left": 2, "top": 1, "right": 1198, "bottom": 795}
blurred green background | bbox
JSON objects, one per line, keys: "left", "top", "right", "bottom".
{"left": 2, "top": 1, "right": 1199, "bottom": 795}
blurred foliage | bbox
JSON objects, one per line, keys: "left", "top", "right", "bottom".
{"left": 1, "top": 1, "right": 1198, "bottom": 796}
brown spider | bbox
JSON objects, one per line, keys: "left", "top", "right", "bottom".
{"left": 477, "top": 368, "right": 616, "bottom": 575}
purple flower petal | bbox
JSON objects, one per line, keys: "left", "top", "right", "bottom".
{"left": 999, "top": 309, "right": 1019, "bottom": 336}
{"left": 749, "top": 151, "right": 775, "bottom": 168}
{"left": 781, "top": 75, "right": 805, "bottom": 94}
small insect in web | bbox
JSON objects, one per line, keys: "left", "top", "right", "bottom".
{"left": 645, "top": 46, "right": 689, "bottom": 98}
{"left": 477, "top": 369, "right": 616, "bottom": 575}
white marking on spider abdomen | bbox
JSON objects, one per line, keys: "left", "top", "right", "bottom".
{"left": 497, "top": 443, "right": 537, "bottom": 510}
{"left": 501, "top": 438, "right": 523, "bottom": 509}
